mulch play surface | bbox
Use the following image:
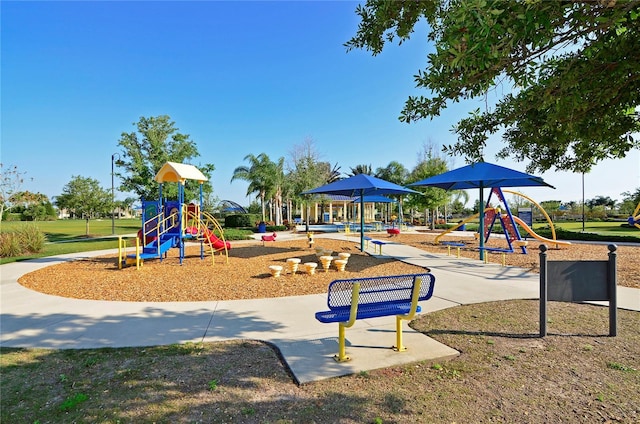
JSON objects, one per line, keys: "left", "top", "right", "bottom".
{"left": 18, "top": 232, "right": 639, "bottom": 302}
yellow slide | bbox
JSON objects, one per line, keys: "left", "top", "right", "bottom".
{"left": 511, "top": 216, "right": 571, "bottom": 246}
{"left": 434, "top": 208, "right": 496, "bottom": 244}
{"left": 434, "top": 213, "right": 480, "bottom": 244}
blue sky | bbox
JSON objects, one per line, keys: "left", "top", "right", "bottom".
{"left": 2, "top": 0, "right": 639, "bottom": 208}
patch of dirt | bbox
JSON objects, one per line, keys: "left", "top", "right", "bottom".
{"left": 18, "top": 231, "right": 638, "bottom": 301}
{"left": 8, "top": 233, "right": 640, "bottom": 422}
{"left": 2, "top": 302, "right": 638, "bottom": 423}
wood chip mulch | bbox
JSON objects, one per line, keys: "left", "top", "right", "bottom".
{"left": 17, "top": 232, "right": 639, "bottom": 302}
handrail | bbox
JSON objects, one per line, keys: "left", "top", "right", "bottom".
{"left": 182, "top": 206, "right": 230, "bottom": 265}
{"left": 142, "top": 211, "right": 178, "bottom": 256}
{"left": 117, "top": 236, "right": 142, "bottom": 270}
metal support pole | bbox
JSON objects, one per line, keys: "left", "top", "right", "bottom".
{"left": 539, "top": 244, "right": 548, "bottom": 337}
{"left": 608, "top": 244, "right": 618, "bottom": 337}
{"left": 111, "top": 153, "right": 120, "bottom": 235}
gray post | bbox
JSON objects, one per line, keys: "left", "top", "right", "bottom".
{"left": 608, "top": 244, "right": 618, "bottom": 337}
{"left": 111, "top": 152, "right": 120, "bottom": 235}
{"left": 539, "top": 244, "right": 548, "bottom": 337}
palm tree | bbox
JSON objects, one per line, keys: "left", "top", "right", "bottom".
{"left": 231, "top": 153, "right": 274, "bottom": 222}
{"left": 326, "top": 163, "right": 342, "bottom": 183}
{"left": 348, "top": 164, "right": 372, "bottom": 176}
{"left": 265, "top": 157, "right": 286, "bottom": 226}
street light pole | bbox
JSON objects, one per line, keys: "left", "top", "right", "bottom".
{"left": 582, "top": 172, "right": 585, "bottom": 232}
{"left": 111, "top": 153, "right": 120, "bottom": 235}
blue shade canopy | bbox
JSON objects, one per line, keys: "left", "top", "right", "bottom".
{"left": 302, "top": 174, "right": 418, "bottom": 251}
{"left": 352, "top": 195, "right": 398, "bottom": 204}
{"left": 409, "top": 162, "right": 554, "bottom": 261}
{"left": 302, "top": 174, "right": 419, "bottom": 197}
{"left": 409, "top": 162, "right": 555, "bottom": 190}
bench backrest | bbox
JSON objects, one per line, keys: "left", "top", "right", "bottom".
{"left": 325, "top": 273, "right": 435, "bottom": 310}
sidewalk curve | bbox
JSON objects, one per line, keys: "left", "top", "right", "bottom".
{"left": 2, "top": 235, "right": 637, "bottom": 384}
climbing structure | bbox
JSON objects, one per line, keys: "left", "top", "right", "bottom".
{"left": 482, "top": 187, "right": 527, "bottom": 254}
{"left": 118, "top": 162, "right": 230, "bottom": 269}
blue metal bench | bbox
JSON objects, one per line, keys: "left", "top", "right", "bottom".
{"left": 370, "top": 239, "right": 387, "bottom": 254}
{"left": 441, "top": 241, "right": 465, "bottom": 257}
{"left": 315, "top": 273, "right": 436, "bottom": 362}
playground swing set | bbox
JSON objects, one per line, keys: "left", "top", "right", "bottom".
{"left": 435, "top": 187, "right": 571, "bottom": 256}
{"left": 117, "top": 162, "right": 231, "bottom": 270}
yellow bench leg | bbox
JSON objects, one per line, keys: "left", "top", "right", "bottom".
{"left": 334, "top": 323, "right": 351, "bottom": 362}
{"left": 394, "top": 316, "right": 407, "bottom": 352}
{"left": 333, "top": 284, "right": 360, "bottom": 362}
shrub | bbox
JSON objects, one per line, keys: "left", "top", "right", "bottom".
{"left": 220, "top": 228, "right": 254, "bottom": 240}
{"left": 225, "top": 214, "right": 261, "bottom": 228}
{"left": 0, "top": 233, "right": 22, "bottom": 257}
{"left": 536, "top": 226, "right": 640, "bottom": 243}
{"left": 0, "top": 224, "right": 46, "bottom": 257}
{"left": 4, "top": 213, "right": 22, "bottom": 222}
{"left": 17, "top": 223, "right": 46, "bottom": 253}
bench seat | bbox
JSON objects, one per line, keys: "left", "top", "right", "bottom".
{"left": 316, "top": 303, "right": 421, "bottom": 323}
{"left": 441, "top": 241, "right": 465, "bottom": 247}
{"left": 478, "top": 246, "right": 513, "bottom": 253}
{"left": 315, "top": 273, "right": 435, "bottom": 361}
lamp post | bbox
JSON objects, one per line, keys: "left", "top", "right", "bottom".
{"left": 111, "top": 153, "right": 120, "bottom": 235}
{"left": 582, "top": 172, "right": 585, "bottom": 232}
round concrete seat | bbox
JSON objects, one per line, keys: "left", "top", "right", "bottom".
{"left": 319, "top": 256, "right": 334, "bottom": 272}
{"left": 304, "top": 262, "right": 318, "bottom": 275}
{"left": 268, "top": 265, "right": 283, "bottom": 278}
{"left": 286, "top": 258, "right": 301, "bottom": 274}
{"left": 338, "top": 252, "right": 351, "bottom": 262}
{"left": 334, "top": 259, "right": 347, "bottom": 272}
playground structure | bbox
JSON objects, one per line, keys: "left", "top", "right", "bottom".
{"left": 118, "top": 162, "right": 230, "bottom": 270}
{"left": 435, "top": 187, "right": 571, "bottom": 253}
{"left": 629, "top": 201, "right": 640, "bottom": 230}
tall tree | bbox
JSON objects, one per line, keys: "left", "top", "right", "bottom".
{"left": 375, "top": 161, "right": 409, "bottom": 185}
{"left": 0, "top": 164, "right": 28, "bottom": 221}
{"left": 8, "top": 191, "right": 55, "bottom": 221}
{"left": 348, "top": 164, "right": 373, "bottom": 176}
{"left": 326, "top": 163, "right": 342, "bottom": 184}
{"left": 406, "top": 145, "right": 449, "bottom": 228}
{"left": 231, "top": 153, "right": 274, "bottom": 222}
{"left": 55, "top": 176, "right": 111, "bottom": 235}
{"left": 346, "top": 1, "right": 640, "bottom": 174}
{"left": 265, "top": 156, "right": 286, "bottom": 225}
{"left": 287, "top": 138, "right": 330, "bottom": 226}
{"left": 375, "top": 161, "right": 409, "bottom": 220}
{"left": 116, "top": 115, "right": 215, "bottom": 201}
{"left": 620, "top": 188, "right": 640, "bottom": 215}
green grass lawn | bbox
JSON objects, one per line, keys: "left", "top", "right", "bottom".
{"left": 553, "top": 220, "right": 639, "bottom": 237}
{"left": 0, "top": 218, "right": 255, "bottom": 264}
{"left": 453, "top": 219, "right": 639, "bottom": 240}
{"left": 1, "top": 218, "right": 141, "bottom": 241}
{"left": 1, "top": 219, "right": 140, "bottom": 264}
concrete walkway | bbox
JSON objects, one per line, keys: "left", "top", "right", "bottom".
{"left": 1, "top": 233, "right": 638, "bottom": 384}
